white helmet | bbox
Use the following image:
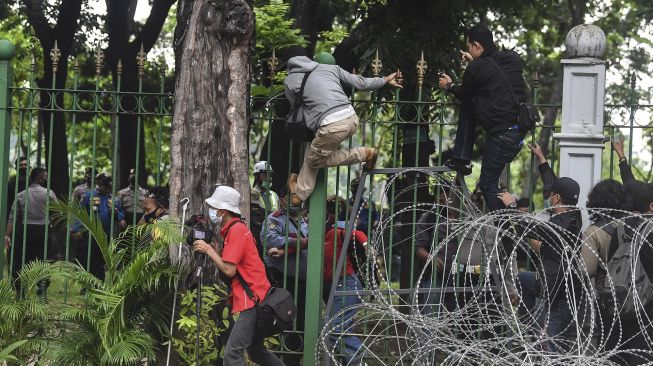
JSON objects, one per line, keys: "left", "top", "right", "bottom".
{"left": 253, "top": 161, "right": 273, "bottom": 174}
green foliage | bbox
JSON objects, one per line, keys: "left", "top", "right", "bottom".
{"left": 315, "top": 27, "right": 350, "bottom": 54}
{"left": 173, "top": 283, "right": 231, "bottom": 366}
{"left": 0, "top": 200, "right": 184, "bottom": 365}
{"left": 0, "top": 340, "right": 28, "bottom": 365}
{"left": 255, "top": 0, "right": 307, "bottom": 50}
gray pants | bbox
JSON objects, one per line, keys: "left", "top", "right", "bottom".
{"left": 224, "top": 307, "right": 285, "bottom": 366}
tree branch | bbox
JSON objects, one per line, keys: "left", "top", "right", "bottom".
{"left": 22, "top": 0, "right": 52, "bottom": 45}
{"left": 131, "top": 0, "right": 177, "bottom": 54}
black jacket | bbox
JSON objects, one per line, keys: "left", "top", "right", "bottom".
{"left": 450, "top": 48, "right": 528, "bottom": 135}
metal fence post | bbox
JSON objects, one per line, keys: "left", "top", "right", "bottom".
{"left": 0, "top": 40, "right": 15, "bottom": 280}
{"left": 303, "top": 168, "right": 327, "bottom": 363}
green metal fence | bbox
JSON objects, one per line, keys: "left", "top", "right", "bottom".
{"left": 249, "top": 51, "right": 653, "bottom": 363}
{"left": 0, "top": 42, "right": 172, "bottom": 296}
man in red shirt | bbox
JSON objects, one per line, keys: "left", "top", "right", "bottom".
{"left": 193, "top": 185, "right": 284, "bottom": 366}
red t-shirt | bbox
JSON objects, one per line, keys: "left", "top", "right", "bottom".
{"left": 221, "top": 218, "right": 271, "bottom": 313}
{"left": 323, "top": 227, "right": 367, "bottom": 281}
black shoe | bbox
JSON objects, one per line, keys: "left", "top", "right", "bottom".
{"left": 445, "top": 158, "right": 472, "bottom": 176}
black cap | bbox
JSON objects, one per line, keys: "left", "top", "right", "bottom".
{"left": 625, "top": 181, "right": 653, "bottom": 212}
{"left": 146, "top": 186, "right": 170, "bottom": 209}
{"left": 551, "top": 177, "right": 580, "bottom": 204}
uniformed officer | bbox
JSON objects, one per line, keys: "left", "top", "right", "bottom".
{"left": 251, "top": 161, "right": 280, "bottom": 258}
{"left": 76, "top": 174, "right": 125, "bottom": 280}
{"left": 117, "top": 168, "right": 147, "bottom": 227}
{"left": 261, "top": 187, "right": 308, "bottom": 366}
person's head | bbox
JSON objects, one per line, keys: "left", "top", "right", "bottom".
{"left": 81, "top": 167, "right": 92, "bottom": 185}
{"left": 625, "top": 181, "right": 653, "bottom": 213}
{"left": 29, "top": 167, "right": 47, "bottom": 186}
{"left": 143, "top": 186, "right": 169, "bottom": 223}
{"left": 16, "top": 157, "right": 27, "bottom": 176}
{"left": 278, "top": 185, "right": 301, "bottom": 218}
{"left": 327, "top": 195, "right": 349, "bottom": 221}
{"left": 253, "top": 161, "right": 273, "bottom": 187}
{"left": 465, "top": 24, "right": 494, "bottom": 59}
{"left": 587, "top": 179, "right": 627, "bottom": 213}
{"left": 128, "top": 168, "right": 137, "bottom": 187}
{"left": 314, "top": 52, "right": 336, "bottom": 65}
{"left": 205, "top": 185, "right": 241, "bottom": 227}
{"left": 549, "top": 177, "right": 580, "bottom": 209}
{"left": 516, "top": 197, "right": 531, "bottom": 213}
{"left": 96, "top": 174, "right": 112, "bottom": 195}
{"left": 278, "top": 45, "right": 307, "bottom": 71}
{"left": 350, "top": 177, "right": 364, "bottom": 195}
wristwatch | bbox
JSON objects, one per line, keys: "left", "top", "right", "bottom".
{"left": 507, "top": 202, "right": 517, "bottom": 209}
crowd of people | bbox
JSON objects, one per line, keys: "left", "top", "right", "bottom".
{"left": 5, "top": 163, "right": 169, "bottom": 296}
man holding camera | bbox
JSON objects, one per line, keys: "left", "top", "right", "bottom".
{"left": 438, "top": 24, "right": 528, "bottom": 211}
{"left": 193, "top": 185, "right": 283, "bottom": 366}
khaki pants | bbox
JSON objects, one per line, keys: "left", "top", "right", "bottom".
{"left": 296, "top": 114, "right": 366, "bottom": 201}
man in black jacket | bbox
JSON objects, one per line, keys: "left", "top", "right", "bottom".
{"left": 439, "top": 24, "right": 528, "bottom": 211}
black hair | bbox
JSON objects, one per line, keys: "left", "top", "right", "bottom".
{"left": 147, "top": 186, "right": 170, "bottom": 209}
{"left": 29, "top": 167, "right": 46, "bottom": 184}
{"left": 587, "top": 180, "right": 626, "bottom": 211}
{"left": 553, "top": 191, "right": 578, "bottom": 206}
{"left": 516, "top": 197, "right": 530, "bottom": 208}
{"left": 15, "top": 157, "right": 27, "bottom": 167}
{"left": 465, "top": 24, "right": 494, "bottom": 49}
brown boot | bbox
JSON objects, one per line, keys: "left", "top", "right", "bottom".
{"left": 362, "top": 148, "right": 379, "bottom": 171}
{"left": 287, "top": 173, "right": 302, "bottom": 206}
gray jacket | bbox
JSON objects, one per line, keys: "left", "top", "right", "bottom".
{"left": 283, "top": 56, "right": 386, "bottom": 132}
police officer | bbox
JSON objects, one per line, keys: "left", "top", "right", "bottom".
{"left": 72, "top": 167, "right": 93, "bottom": 203}
{"left": 251, "top": 161, "right": 280, "bottom": 258}
{"left": 262, "top": 187, "right": 308, "bottom": 366}
{"left": 117, "top": 168, "right": 147, "bottom": 227}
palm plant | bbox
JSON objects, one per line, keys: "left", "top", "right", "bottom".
{"left": 2, "top": 199, "right": 185, "bottom": 365}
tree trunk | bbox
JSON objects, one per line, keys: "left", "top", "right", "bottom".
{"left": 170, "top": 0, "right": 254, "bottom": 221}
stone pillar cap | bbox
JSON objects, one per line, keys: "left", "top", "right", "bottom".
{"left": 565, "top": 24, "right": 606, "bottom": 59}
{"left": 0, "top": 39, "right": 15, "bottom": 61}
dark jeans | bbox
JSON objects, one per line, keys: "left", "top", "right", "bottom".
{"left": 270, "top": 268, "right": 306, "bottom": 366}
{"left": 10, "top": 223, "right": 48, "bottom": 295}
{"left": 78, "top": 233, "right": 105, "bottom": 280}
{"left": 517, "top": 271, "right": 573, "bottom": 353}
{"left": 223, "top": 307, "right": 285, "bottom": 366}
{"left": 452, "top": 102, "right": 524, "bottom": 211}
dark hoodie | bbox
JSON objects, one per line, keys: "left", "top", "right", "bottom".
{"left": 449, "top": 48, "right": 528, "bottom": 135}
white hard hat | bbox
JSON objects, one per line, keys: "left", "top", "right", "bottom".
{"left": 205, "top": 185, "right": 241, "bottom": 215}
{"left": 253, "top": 161, "right": 273, "bottom": 174}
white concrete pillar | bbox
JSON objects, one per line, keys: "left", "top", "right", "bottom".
{"left": 554, "top": 24, "right": 607, "bottom": 225}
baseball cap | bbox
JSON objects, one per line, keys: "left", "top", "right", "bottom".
{"left": 551, "top": 177, "right": 580, "bottom": 204}
{"left": 253, "top": 161, "right": 273, "bottom": 174}
{"left": 205, "top": 185, "right": 241, "bottom": 215}
{"left": 314, "top": 52, "right": 336, "bottom": 65}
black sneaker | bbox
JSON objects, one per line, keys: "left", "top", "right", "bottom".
{"left": 444, "top": 158, "right": 473, "bottom": 176}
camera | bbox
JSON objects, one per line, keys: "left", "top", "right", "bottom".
{"left": 186, "top": 214, "right": 214, "bottom": 246}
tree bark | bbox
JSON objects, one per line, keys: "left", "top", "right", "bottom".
{"left": 170, "top": 0, "right": 254, "bottom": 222}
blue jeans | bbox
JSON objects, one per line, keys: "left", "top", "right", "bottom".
{"left": 326, "top": 274, "right": 364, "bottom": 365}
{"left": 452, "top": 102, "right": 524, "bottom": 211}
{"left": 517, "top": 271, "right": 573, "bottom": 353}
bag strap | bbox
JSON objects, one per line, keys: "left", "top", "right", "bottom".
{"left": 486, "top": 57, "right": 521, "bottom": 105}
{"left": 222, "top": 219, "right": 260, "bottom": 304}
{"left": 294, "top": 70, "right": 313, "bottom": 106}
{"left": 235, "top": 272, "right": 260, "bottom": 304}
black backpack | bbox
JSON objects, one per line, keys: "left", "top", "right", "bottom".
{"left": 285, "top": 71, "right": 315, "bottom": 141}
{"left": 236, "top": 274, "right": 297, "bottom": 337}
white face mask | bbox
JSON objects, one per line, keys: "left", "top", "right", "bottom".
{"left": 209, "top": 209, "right": 224, "bottom": 225}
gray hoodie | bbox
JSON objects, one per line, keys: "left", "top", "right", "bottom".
{"left": 283, "top": 56, "right": 386, "bottom": 132}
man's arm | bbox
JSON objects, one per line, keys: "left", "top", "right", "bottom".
{"left": 415, "top": 211, "right": 436, "bottom": 263}
{"left": 613, "top": 140, "right": 637, "bottom": 185}
{"left": 263, "top": 216, "right": 304, "bottom": 250}
{"left": 440, "top": 62, "right": 480, "bottom": 100}
{"left": 337, "top": 67, "right": 385, "bottom": 91}
{"left": 193, "top": 239, "right": 237, "bottom": 278}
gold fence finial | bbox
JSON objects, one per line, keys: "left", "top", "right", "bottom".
{"left": 94, "top": 45, "right": 104, "bottom": 76}
{"left": 137, "top": 43, "right": 146, "bottom": 77}
{"left": 416, "top": 50, "right": 427, "bottom": 87}
{"left": 73, "top": 58, "right": 79, "bottom": 73}
{"left": 50, "top": 39, "right": 61, "bottom": 73}
{"left": 371, "top": 49, "right": 382, "bottom": 76}
{"left": 268, "top": 49, "right": 279, "bottom": 82}
{"left": 117, "top": 59, "right": 123, "bottom": 76}
{"left": 159, "top": 57, "right": 166, "bottom": 75}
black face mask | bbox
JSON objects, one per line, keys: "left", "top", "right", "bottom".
{"left": 18, "top": 167, "right": 27, "bottom": 178}
{"left": 143, "top": 206, "right": 163, "bottom": 224}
